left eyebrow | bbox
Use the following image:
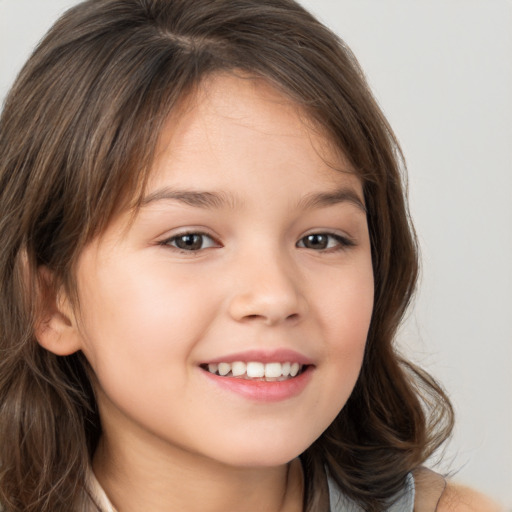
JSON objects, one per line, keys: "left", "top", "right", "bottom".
{"left": 296, "top": 188, "right": 367, "bottom": 213}
{"left": 140, "top": 188, "right": 239, "bottom": 209}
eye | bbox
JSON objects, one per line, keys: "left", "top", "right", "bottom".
{"left": 162, "top": 232, "right": 218, "bottom": 251}
{"left": 297, "top": 233, "right": 354, "bottom": 251}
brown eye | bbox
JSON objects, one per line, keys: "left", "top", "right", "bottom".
{"left": 301, "top": 234, "right": 329, "bottom": 250}
{"left": 165, "top": 233, "right": 217, "bottom": 251}
{"left": 297, "top": 233, "right": 354, "bottom": 251}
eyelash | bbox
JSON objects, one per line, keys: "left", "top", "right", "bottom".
{"left": 159, "top": 231, "right": 219, "bottom": 252}
{"left": 296, "top": 233, "right": 355, "bottom": 252}
{"left": 159, "top": 231, "right": 355, "bottom": 253}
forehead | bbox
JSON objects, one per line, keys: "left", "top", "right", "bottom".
{"left": 145, "top": 73, "right": 360, "bottom": 201}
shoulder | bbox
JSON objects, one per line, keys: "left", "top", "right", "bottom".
{"left": 436, "top": 482, "right": 504, "bottom": 512}
{"left": 413, "top": 468, "right": 503, "bottom": 512}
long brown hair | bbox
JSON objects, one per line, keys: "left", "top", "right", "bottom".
{"left": 0, "top": 1, "right": 453, "bottom": 510}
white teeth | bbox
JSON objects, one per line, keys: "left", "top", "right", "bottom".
{"left": 218, "top": 362, "right": 231, "bottom": 376}
{"left": 231, "top": 361, "right": 246, "bottom": 376}
{"left": 264, "top": 362, "right": 282, "bottom": 378}
{"left": 205, "top": 361, "right": 305, "bottom": 380}
{"left": 246, "top": 362, "right": 265, "bottom": 378}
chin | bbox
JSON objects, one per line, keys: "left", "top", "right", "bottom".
{"left": 206, "top": 438, "right": 311, "bottom": 469}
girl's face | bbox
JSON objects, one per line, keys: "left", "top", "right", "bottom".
{"left": 71, "top": 74, "right": 374, "bottom": 468}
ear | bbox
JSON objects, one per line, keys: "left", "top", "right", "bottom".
{"left": 34, "top": 267, "right": 83, "bottom": 356}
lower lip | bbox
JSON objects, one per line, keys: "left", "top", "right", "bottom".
{"left": 201, "top": 366, "right": 313, "bottom": 402}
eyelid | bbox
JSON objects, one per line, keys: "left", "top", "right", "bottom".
{"left": 158, "top": 229, "right": 222, "bottom": 251}
{"left": 296, "top": 231, "right": 356, "bottom": 251}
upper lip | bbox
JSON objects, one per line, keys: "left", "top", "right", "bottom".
{"left": 201, "top": 348, "right": 314, "bottom": 366}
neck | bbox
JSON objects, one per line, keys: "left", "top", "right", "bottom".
{"left": 92, "top": 432, "right": 304, "bottom": 512}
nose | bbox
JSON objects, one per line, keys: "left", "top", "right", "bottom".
{"left": 227, "top": 251, "right": 307, "bottom": 326}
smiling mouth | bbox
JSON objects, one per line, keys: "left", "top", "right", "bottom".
{"left": 200, "top": 361, "right": 308, "bottom": 382}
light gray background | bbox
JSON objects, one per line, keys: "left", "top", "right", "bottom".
{"left": 1, "top": 0, "right": 511, "bottom": 507}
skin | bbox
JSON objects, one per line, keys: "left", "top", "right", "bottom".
{"left": 413, "top": 468, "right": 504, "bottom": 512}
{"left": 40, "top": 74, "right": 374, "bottom": 512}
{"left": 437, "top": 484, "right": 504, "bottom": 512}
{"left": 35, "top": 74, "right": 504, "bottom": 512}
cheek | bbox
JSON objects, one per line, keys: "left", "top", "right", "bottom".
{"left": 314, "top": 261, "right": 374, "bottom": 399}
{"left": 318, "top": 259, "right": 374, "bottom": 342}
{"left": 76, "top": 261, "right": 217, "bottom": 378}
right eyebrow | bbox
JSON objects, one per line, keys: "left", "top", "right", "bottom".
{"left": 140, "top": 188, "right": 239, "bottom": 209}
{"left": 296, "top": 187, "right": 367, "bottom": 213}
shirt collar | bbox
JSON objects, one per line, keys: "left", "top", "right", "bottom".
{"left": 86, "top": 470, "right": 117, "bottom": 512}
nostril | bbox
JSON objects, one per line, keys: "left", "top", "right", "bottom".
{"left": 228, "top": 289, "right": 306, "bottom": 325}
{"left": 241, "top": 312, "right": 300, "bottom": 324}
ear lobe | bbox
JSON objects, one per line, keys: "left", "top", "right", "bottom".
{"left": 34, "top": 268, "right": 82, "bottom": 356}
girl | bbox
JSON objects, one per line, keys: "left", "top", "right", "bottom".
{"left": 0, "top": 1, "right": 500, "bottom": 511}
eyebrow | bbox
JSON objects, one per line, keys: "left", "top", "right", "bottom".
{"left": 296, "top": 188, "right": 366, "bottom": 213}
{"left": 141, "top": 186, "right": 366, "bottom": 213}
{"left": 141, "top": 188, "right": 239, "bottom": 209}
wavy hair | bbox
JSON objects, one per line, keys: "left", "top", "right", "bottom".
{"left": 0, "top": 1, "right": 453, "bottom": 510}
